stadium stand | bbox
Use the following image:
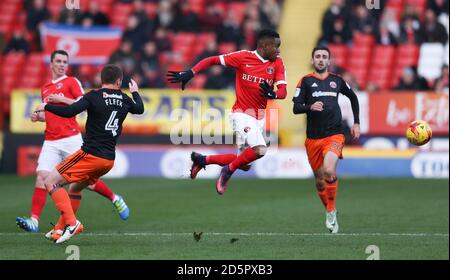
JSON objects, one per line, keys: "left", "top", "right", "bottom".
{"left": 320, "top": 0, "right": 449, "bottom": 91}
{"left": 0, "top": 0, "right": 283, "bottom": 122}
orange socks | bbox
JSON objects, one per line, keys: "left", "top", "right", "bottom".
{"left": 317, "top": 189, "right": 328, "bottom": 208}
{"left": 54, "top": 191, "right": 82, "bottom": 231}
{"left": 47, "top": 184, "right": 77, "bottom": 227}
{"left": 324, "top": 177, "right": 338, "bottom": 212}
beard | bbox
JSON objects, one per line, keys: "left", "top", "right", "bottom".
{"left": 314, "top": 65, "right": 327, "bottom": 73}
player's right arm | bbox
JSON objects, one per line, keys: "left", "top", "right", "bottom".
{"left": 292, "top": 77, "right": 323, "bottom": 114}
{"left": 167, "top": 52, "right": 243, "bottom": 90}
{"left": 167, "top": 56, "right": 221, "bottom": 90}
{"left": 127, "top": 79, "right": 144, "bottom": 114}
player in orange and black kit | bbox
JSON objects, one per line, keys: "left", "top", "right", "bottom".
{"left": 292, "top": 46, "right": 360, "bottom": 233}
{"left": 35, "top": 64, "right": 144, "bottom": 243}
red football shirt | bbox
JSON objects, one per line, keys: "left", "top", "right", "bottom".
{"left": 219, "top": 50, "right": 286, "bottom": 119}
{"left": 41, "top": 75, "right": 84, "bottom": 140}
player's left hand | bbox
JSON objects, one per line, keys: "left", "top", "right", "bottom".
{"left": 259, "top": 81, "right": 277, "bottom": 99}
{"left": 351, "top": 123, "right": 360, "bottom": 140}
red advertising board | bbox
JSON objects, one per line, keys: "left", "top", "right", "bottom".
{"left": 17, "top": 146, "right": 41, "bottom": 176}
{"left": 369, "top": 92, "right": 449, "bottom": 135}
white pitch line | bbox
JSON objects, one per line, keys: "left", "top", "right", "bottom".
{"left": 0, "top": 232, "right": 448, "bottom": 237}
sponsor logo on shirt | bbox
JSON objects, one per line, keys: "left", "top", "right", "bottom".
{"left": 242, "top": 73, "right": 273, "bottom": 85}
{"left": 103, "top": 92, "right": 123, "bottom": 99}
{"left": 311, "top": 83, "right": 318, "bottom": 87}
{"left": 312, "top": 91, "right": 337, "bottom": 97}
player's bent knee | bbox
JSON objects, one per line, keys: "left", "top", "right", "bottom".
{"left": 323, "top": 168, "right": 336, "bottom": 179}
{"left": 253, "top": 146, "right": 267, "bottom": 158}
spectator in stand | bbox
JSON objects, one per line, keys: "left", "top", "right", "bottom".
{"left": 376, "top": 23, "right": 398, "bottom": 46}
{"left": 427, "top": 0, "right": 449, "bottom": 17}
{"left": 122, "top": 14, "right": 149, "bottom": 52}
{"left": 394, "top": 66, "right": 430, "bottom": 91}
{"left": 142, "top": 67, "right": 165, "bottom": 88}
{"left": 199, "top": 3, "right": 224, "bottom": 31}
{"left": 3, "top": 29, "right": 30, "bottom": 54}
{"left": 349, "top": 4, "right": 378, "bottom": 37}
{"left": 109, "top": 40, "right": 136, "bottom": 65}
{"left": 58, "top": 8, "right": 82, "bottom": 26}
{"left": 399, "top": 16, "right": 423, "bottom": 44}
{"left": 319, "top": 17, "right": 352, "bottom": 45}
{"left": 132, "top": 0, "right": 155, "bottom": 35}
{"left": 216, "top": 10, "right": 243, "bottom": 46}
{"left": 204, "top": 65, "right": 229, "bottom": 90}
{"left": 321, "top": 0, "right": 351, "bottom": 43}
{"left": 153, "top": 27, "right": 171, "bottom": 53}
{"left": 380, "top": 8, "right": 400, "bottom": 38}
{"left": 172, "top": 1, "right": 200, "bottom": 32}
{"left": 26, "top": 0, "right": 51, "bottom": 51}
{"left": 140, "top": 41, "right": 160, "bottom": 71}
{"left": 80, "top": 1, "right": 110, "bottom": 26}
{"left": 155, "top": 0, "right": 175, "bottom": 30}
{"left": 259, "top": 0, "right": 281, "bottom": 30}
{"left": 420, "top": 9, "right": 448, "bottom": 45}
{"left": 242, "top": 13, "right": 261, "bottom": 49}
{"left": 434, "top": 64, "right": 449, "bottom": 93}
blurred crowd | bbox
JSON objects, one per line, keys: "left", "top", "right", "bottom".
{"left": 318, "top": 0, "right": 449, "bottom": 93}
{"left": 2, "top": 0, "right": 282, "bottom": 90}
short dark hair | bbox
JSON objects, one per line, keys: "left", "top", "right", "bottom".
{"left": 51, "top": 50, "right": 69, "bottom": 62}
{"left": 256, "top": 29, "right": 280, "bottom": 44}
{"left": 101, "top": 64, "right": 123, "bottom": 85}
{"left": 312, "top": 46, "right": 331, "bottom": 58}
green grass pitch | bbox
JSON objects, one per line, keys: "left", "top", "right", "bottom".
{"left": 0, "top": 176, "right": 448, "bottom": 260}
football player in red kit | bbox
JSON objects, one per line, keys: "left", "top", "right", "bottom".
{"left": 168, "top": 29, "right": 287, "bottom": 195}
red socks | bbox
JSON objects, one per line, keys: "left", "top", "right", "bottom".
{"left": 92, "top": 180, "right": 115, "bottom": 201}
{"left": 229, "top": 147, "right": 258, "bottom": 172}
{"left": 30, "top": 187, "right": 47, "bottom": 220}
{"left": 206, "top": 154, "right": 237, "bottom": 166}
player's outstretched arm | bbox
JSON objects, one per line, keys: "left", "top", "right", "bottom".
{"left": 39, "top": 97, "right": 89, "bottom": 118}
{"left": 128, "top": 79, "right": 144, "bottom": 114}
{"left": 46, "top": 94, "right": 77, "bottom": 105}
{"left": 167, "top": 56, "right": 222, "bottom": 90}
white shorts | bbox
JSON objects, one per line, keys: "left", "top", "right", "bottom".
{"left": 36, "top": 133, "right": 83, "bottom": 172}
{"left": 230, "top": 112, "right": 266, "bottom": 152}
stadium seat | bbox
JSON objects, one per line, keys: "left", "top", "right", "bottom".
{"left": 397, "top": 44, "right": 419, "bottom": 65}
{"left": 371, "top": 45, "right": 395, "bottom": 68}
{"left": 188, "top": 0, "right": 206, "bottom": 16}
{"left": 328, "top": 44, "right": 348, "bottom": 68}
{"left": 367, "top": 67, "right": 393, "bottom": 90}
{"left": 418, "top": 43, "right": 446, "bottom": 80}
{"left": 405, "top": 0, "right": 427, "bottom": 15}
{"left": 352, "top": 33, "right": 375, "bottom": 47}
{"left": 111, "top": 3, "right": 133, "bottom": 28}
